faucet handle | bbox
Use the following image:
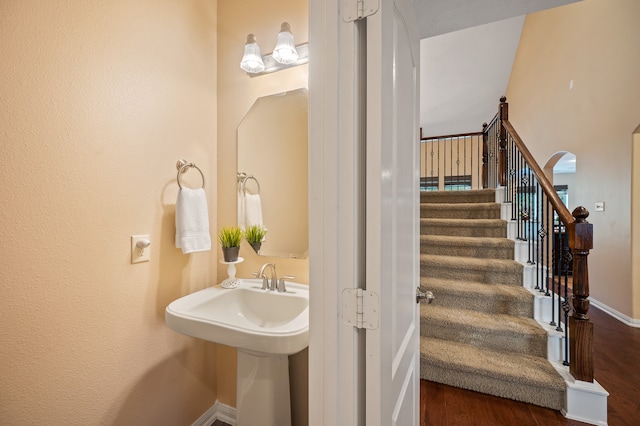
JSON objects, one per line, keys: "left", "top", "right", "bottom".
{"left": 277, "top": 275, "right": 295, "bottom": 293}
{"left": 253, "top": 271, "right": 269, "bottom": 290}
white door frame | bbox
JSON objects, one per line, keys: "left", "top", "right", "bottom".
{"left": 308, "top": 0, "right": 362, "bottom": 423}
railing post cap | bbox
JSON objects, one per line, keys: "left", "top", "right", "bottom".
{"left": 500, "top": 96, "right": 507, "bottom": 103}
{"left": 572, "top": 206, "right": 590, "bottom": 222}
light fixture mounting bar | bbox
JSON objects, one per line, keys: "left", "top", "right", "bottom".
{"left": 247, "top": 43, "right": 309, "bottom": 78}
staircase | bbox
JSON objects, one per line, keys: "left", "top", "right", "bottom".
{"left": 419, "top": 188, "right": 566, "bottom": 411}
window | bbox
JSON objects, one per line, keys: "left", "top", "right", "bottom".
{"left": 420, "top": 176, "right": 439, "bottom": 191}
{"left": 444, "top": 175, "right": 471, "bottom": 191}
{"left": 420, "top": 175, "right": 472, "bottom": 191}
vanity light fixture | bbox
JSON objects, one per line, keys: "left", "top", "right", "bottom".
{"left": 240, "top": 22, "right": 309, "bottom": 77}
{"left": 240, "top": 34, "right": 265, "bottom": 74}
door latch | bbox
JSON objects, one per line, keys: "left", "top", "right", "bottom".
{"left": 416, "top": 287, "right": 434, "bottom": 304}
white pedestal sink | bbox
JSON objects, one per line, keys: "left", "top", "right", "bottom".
{"left": 165, "top": 279, "right": 309, "bottom": 426}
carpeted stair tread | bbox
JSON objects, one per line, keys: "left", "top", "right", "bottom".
{"left": 420, "top": 276, "right": 533, "bottom": 316}
{"left": 421, "top": 218, "right": 507, "bottom": 238}
{"left": 420, "top": 305, "right": 547, "bottom": 357}
{"left": 420, "top": 337, "right": 565, "bottom": 410}
{"left": 421, "top": 188, "right": 496, "bottom": 204}
{"left": 421, "top": 254, "right": 523, "bottom": 286}
{"left": 421, "top": 202, "right": 501, "bottom": 219}
{"left": 421, "top": 235, "right": 514, "bottom": 259}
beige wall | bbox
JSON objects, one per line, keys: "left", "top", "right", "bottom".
{"left": 506, "top": 0, "right": 640, "bottom": 319}
{"left": 0, "top": 0, "right": 220, "bottom": 424}
{"left": 216, "top": 0, "right": 309, "bottom": 421}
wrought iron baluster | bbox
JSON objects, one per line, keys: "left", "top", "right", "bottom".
{"left": 550, "top": 206, "right": 558, "bottom": 328}
{"left": 555, "top": 222, "right": 564, "bottom": 333}
{"left": 545, "top": 198, "right": 551, "bottom": 296}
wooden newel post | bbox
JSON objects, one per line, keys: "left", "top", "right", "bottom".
{"left": 568, "top": 206, "right": 594, "bottom": 382}
{"left": 498, "top": 96, "right": 508, "bottom": 187}
{"left": 482, "top": 122, "right": 488, "bottom": 188}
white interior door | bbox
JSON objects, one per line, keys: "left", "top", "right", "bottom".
{"left": 308, "top": 0, "right": 420, "bottom": 424}
{"left": 364, "top": 0, "right": 420, "bottom": 424}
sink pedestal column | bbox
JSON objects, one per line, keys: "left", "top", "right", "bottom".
{"left": 236, "top": 349, "right": 291, "bottom": 426}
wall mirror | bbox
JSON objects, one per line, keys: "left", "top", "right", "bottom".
{"left": 237, "top": 88, "right": 308, "bottom": 258}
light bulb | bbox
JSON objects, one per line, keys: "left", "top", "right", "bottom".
{"left": 272, "top": 22, "right": 299, "bottom": 65}
{"left": 240, "top": 34, "right": 265, "bottom": 73}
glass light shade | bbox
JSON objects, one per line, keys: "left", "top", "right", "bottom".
{"left": 272, "top": 22, "right": 299, "bottom": 65}
{"left": 240, "top": 34, "right": 265, "bottom": 73}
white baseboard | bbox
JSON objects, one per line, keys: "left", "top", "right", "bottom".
{"left": 590, "top": 298, "right": 640, "bottom": 328}
{"left": 193, "top": 401, "right": 237, "bottom": 426}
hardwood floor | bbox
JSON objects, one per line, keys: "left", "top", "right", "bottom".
{"left": 421, "top": 380, "right": 589, "bottom": 426}
{"left": 420, "top": 305, "right": 640, "bottom": 425}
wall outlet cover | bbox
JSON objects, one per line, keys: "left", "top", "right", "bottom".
{"left": 131, "top": 235, "right": 151, "bottom": 263}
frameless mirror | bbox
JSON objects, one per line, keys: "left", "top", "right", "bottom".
{"left": 237, "top": 88, "right": 308, "bottom": 258}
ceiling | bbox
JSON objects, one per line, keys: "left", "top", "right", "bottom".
{"left": 413, "top": 0, "right": 579, "bottom": 39}
{"left": 416, "top": 0, "right": 580, "bottom": 136}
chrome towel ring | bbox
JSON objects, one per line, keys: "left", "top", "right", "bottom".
{"left": 176, "top": 159, "right": 205, "bottom": 189}
{"left": 237, "top": 172, "right": 261, "bottom": 194}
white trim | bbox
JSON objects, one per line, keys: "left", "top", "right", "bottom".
{"left": 553, "top": 363, "right": 609, "bottom": 426}
{"left": 590, "top": 298, "right": 640, "bottom": 328}
{"left": 535, "top": 318, "right": 566, "bottom": 363}
{"left": 192, "top": 401, "right": 237, "bottom": 426}
{"left": 308, "top": 0, "right": 361, "bottom": 423}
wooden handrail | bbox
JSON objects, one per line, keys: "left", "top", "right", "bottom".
{"left": 502, "top": 120, "right": 574, "bottom": 225}
{"left": 420, "top": 130, "right": 483, "bottom": 140}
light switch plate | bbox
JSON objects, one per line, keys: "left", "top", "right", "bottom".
{"left": 131, "top": 235, "right": 151, "bottom": 263}
{"left": 594, "top": 202, "right": 605, "bottom": 212}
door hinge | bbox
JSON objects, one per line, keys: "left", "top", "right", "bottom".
{"left": 342, "top": 0, "right": 379, "bottom": 22}
{"left": 342, "top": 288, "right": 379, "bottom": 330}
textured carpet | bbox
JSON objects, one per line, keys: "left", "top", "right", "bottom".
{"left": 419, "top": 189, "right": 565, "bottom": 411}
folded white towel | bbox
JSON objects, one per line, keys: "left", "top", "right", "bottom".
{"left": 244, "top": 193, "right": 263, "bottom": 228}
{"left": 175, "top": 188, "right": 211, "bottom": 254}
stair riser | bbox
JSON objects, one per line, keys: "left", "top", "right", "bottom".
{"left": 421, "top": 205, "right": 501, "bottom": 220}
{"left": 420, "top": 317, "right": 547, "bottom": 357}
{"left": 421, "top": 263, "right": 523, "bottom": 286}
{"left": 421, "top": 223, "right": 507, "bottom": 238}
{"left": 420, "top": 362, "right": 564, "bottom": 411}
{"left": 421, "top": 190, "right": 496, "bottom": 204}
{"left": 421, "top": 242, "right": 513, "bottom": 259}
{"left": 426, "top": 292, "right": 533, "bottom": 317}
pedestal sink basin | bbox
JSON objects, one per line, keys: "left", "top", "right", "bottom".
{"left": 165, "top": 279, "right": 309, "bottom": 355}
{"left": 166, "top": 279, "right": 309, "bottom": 425}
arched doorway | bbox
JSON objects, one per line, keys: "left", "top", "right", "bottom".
{"left": 543, "top": 151, "right": 576, "bottom": 209}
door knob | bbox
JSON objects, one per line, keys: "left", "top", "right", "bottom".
{"left": 416, "top": 287, "right": 434, "bottom": 304}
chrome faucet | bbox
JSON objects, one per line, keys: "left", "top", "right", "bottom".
{"left": 257, "top": 262, "right": 278, "bottom": 291}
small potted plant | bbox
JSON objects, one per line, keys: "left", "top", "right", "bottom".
{"left": 245, "top": 225, "right": 267, "bottom": 254}
{"left": 217, "top": 225, "right": 244, "bottom": 262}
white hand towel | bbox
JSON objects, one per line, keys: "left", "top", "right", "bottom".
{"left": 244, "top": 193, "right": 263, "bottom": 228}
{"left": 237, "top": 187, "right": 246, "bottom": 230}
{"left": 175, "top": 188, "right": 211, "bottom": 254}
